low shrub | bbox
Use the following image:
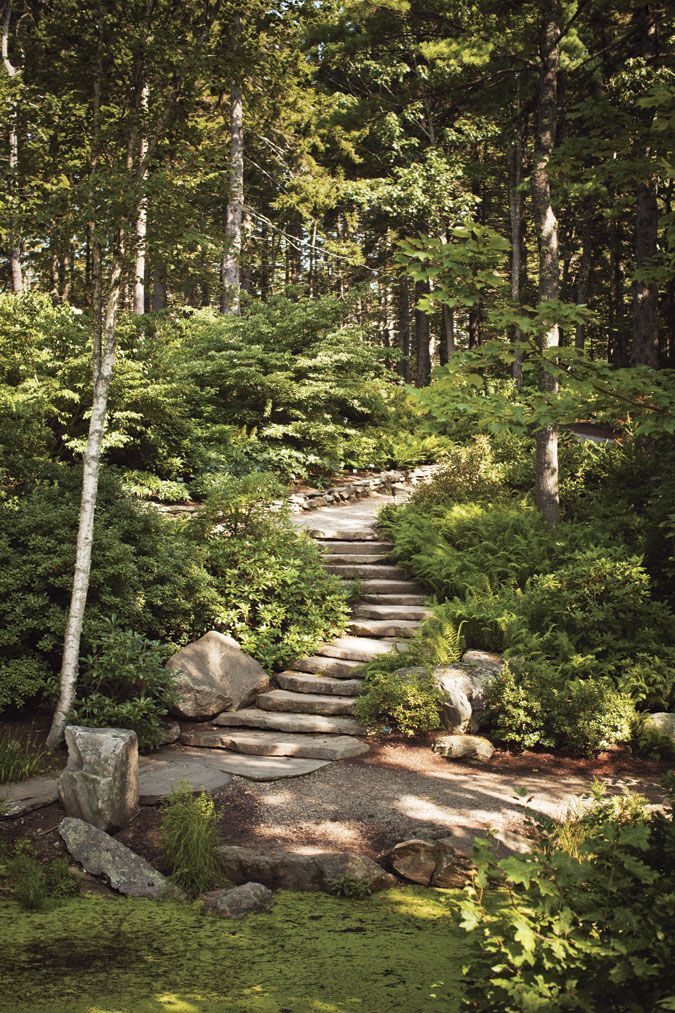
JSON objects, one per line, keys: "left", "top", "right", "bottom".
{"left": 481, "top": 659, "right": 636, "bottom": 756}
{"left": 160, "top": 782, "right": 225, "bottom": 898}
{"left": 354, "top": 668, "right": 444, "bottom": 738}
{"left": 458, "top": 782, "right": 675, "bottom": 1010}
{"left": 410, "top": 435, "right": 505, "bottom": 507}
{"left": 326, "top": 875, "right": 374, "bottom": 899}
{"left": 3, "top": 840, "right": 78, "bottom": 911}
{"left": 69, "top": 618, "right": 176, "bottom": 753}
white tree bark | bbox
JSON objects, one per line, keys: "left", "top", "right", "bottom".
{"left": 531, "top": 0, "right": 561, "bottom": 529}
{"left": 47, "top": 251, "right": 124, "bottom": 749}
{"left": 2, "top": 0, "right": 23, "bottom": 293}
{"left": 132, "top": 83, "right": 149, "bottom": 314}
{"left": 220, "top": 17, "right": 244, "bottom": 316}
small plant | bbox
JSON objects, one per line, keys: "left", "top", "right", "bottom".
{"left": 327, "top": 874, "right": 374, "bottom": 899}
{"left": 355, "top": 668, "right": 443, "bottom": 738}
{"left": 160, "top": 782, "right": 225, "bottom": 898}
{"left": 0, "top": 731, "right": 49, "bottom": 784}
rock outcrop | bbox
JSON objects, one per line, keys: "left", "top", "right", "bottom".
{"left": 58, "top": 725, "right": 139, "bottom": 832}
{"left": 168, "top": 631, "right": 269, "bottom": 720}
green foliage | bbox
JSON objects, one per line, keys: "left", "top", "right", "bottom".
{"left": 482, "top": 660, "right": 636, "bottom": 756}
{"left": 458, "top": 783, "right": 675, "bottom": 1010}
{"left": 160, "top": 783, "right": 225, "bottom": 899}
{"left": 120, "top": 470, "right": 191, "bottom": 504}
{"left": 410, "top": 436, "right": 505, "bottom": 507}
{"left": 3, "top": 840, "right": 78, "bottom": 912}
{"left": 0, "top": 731, "right": 48, "bottom": 785}
{"left": 326, "top": 875, "right": 374, "bottom": 899}
{"left": 355, "top": 667, "right": 443, "bottom": 738}
{"left": 70, "top": 619, "right": 176, "bottom": 753}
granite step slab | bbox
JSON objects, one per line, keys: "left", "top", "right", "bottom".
{"left": 278, "top": 671, "right": 364, "bottom": 697}
{"left": 325, "top": 563, "right": 407, "bottom": 579}
{"left": 360, "top": 594, "right": 428, "bottom": 605}
{"left": 256, "top": 689, "right": 356, "bottom": 716}
{"left": 316, "top": 635, "right": 402, "bottom": 662}
{"left": 307, "top": 528, "right": 379, "bottom": 541}
{"left": 348, "top": 619, "right": 420, "bottom": 639}
{"left": 138, "top": 749, "right": 233, "bottom": 804}
{"left": 213, "top": 709, "right": 362, "bottom": 735}
{"left": 180, "top": 727, "right": 368, "bottom": 761}
{"left": 293, "top": 655, "right": 364, "bottom": 678}
{"left": 360, "top": 579, "right": 423, "bottom": 594}
{"left": 354, "top": 604, "right": 432, "bottom": 621}
{"left": 322, "top": 553, "right": 390, "bottom": 565}
{"left": 319, "top": 540, "right": 394, "bottom": 555}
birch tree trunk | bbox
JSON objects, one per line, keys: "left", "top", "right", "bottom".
{"left": 2, "top": 0, "right": 23, "bottom": 293}
{"left": 220, "top": 54, "right": 244, "bottom": 314}
{"left": 133, "top": 83, "right": 149, "bottom": 314}
{"left": 46, "top": 250, "right": 125, "bottom": 749}
{"left": 531, "top": 0, "right": 561, "bottom": 528}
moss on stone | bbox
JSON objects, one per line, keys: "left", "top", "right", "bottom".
{"left": 0, "top": 887, "right": 469, "bottom": 1011}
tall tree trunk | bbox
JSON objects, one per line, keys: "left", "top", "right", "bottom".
{"left": 509, "top": 127, "right": 525, "bottom": 385}
{"left": 439, "top": 305, "right": 455, "bottom": 365}
{"left": 2, "top": 1, "right": 23, "bottom": 292}
{"left": 151, "top": 260, "right": 167, "bottom": 309}
{"left": 468, "top": 303, "right": 482, "bottom": 348}
{"left": 132, "top": 83, "right": 149, "bottom": 314}
{"left": 414, "top": 280, "right": 431, "bottom": 387}
{"left": 47, "top": 246, "right": 125, "bottom": 749}
{"left": 631, "top": 4, "right": 659, "bottom": 366}
{"left": 531, "top": 0, "right": 561, "bottom": 528}
{"left": 575, "top": 221, "right": 592, "bottom": 350}
{"left": 397, "top": 277, "right": 411, "bottom": 381}
{"left": 220, "top": 33, "right": 244, "bottom": 315}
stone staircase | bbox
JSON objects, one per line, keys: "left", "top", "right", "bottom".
{"left": 180, "top": 521, "right": 430, "bottom": 766}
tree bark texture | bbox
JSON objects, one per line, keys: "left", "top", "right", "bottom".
{"left": 2, "top": 1, "right": 23, "bottom": 292}
{"left": 220, "top": 64, "right": 244, "bottom": 314}
{"left": 509, "top": 130, "right": 525, "bottom": 384}
{"left": 133, "top": 83, "right": 149, "bottom": 314}
{"left": 414, "top": 280, "right": 431, "bottom": 387}
{"left": 397, "top": 277, "right": 411, "bottom": 381}
{"left": 531, "top": 0, "right": 561, "bottom": 528}
{"left": 47, "top": 249, "right": 125, "bottom": 748}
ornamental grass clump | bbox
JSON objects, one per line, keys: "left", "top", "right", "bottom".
{"left": 160, "top": 782, "right": 226, "bottom": 898}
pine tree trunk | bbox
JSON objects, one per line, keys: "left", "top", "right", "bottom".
{"left": 575, "top": 222, "right": 592, "bottom": 350}
{"left": 152, "top": 260, "right": 167, "bottom": 309}
{"left": 414, "top": 280, "right": 431, "bottom": 387}
{"left": 47, "top": 248, "right": 125, "bottom": 749}
{"left": 220, "top": 60, "right": 244, "bottom": 314}
{"left": 531, "top": 0, "right": 561, "bottom": 528}
{"left": 2, "top": 1, "right": 23, "bottom": 292}
{"left": 439, "top": 305, "right": 455, "bottom": 365}
{"left": 509, "top": 132, "right": 525, "bottom": 384}
{"left": 397, "top": 277, "right": 411, "bottom": 381}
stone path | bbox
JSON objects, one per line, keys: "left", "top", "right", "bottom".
{"left": 180, "top": 492, "right": 425, "bottom": 770}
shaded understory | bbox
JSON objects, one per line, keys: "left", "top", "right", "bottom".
{"left": 0, "top": 888, "right": 468, "bottom": 1012}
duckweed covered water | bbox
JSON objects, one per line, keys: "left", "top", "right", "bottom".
{"left": 0, "top": 887, "right": 469, "bottom": 1011}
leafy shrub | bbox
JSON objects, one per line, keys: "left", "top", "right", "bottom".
{"left": 326, "top": 875, "right": 374, "bottom": 899}
{"left": 410, "top": 435, "right": 505, "bottom": 506}
{"left": 355, "top": 668, "right": 443, "bottom": 738}
{"left": 481, "top": 659, "right": 636, "bottom": 755}
{"left": 69, "top": 619, "right": 176, "bottom": 752}
{"left": 160, "top": 782, "right": 225, "bottom": 898}
{"left": 458, "top": 782, "right": 675, "bottom": 1010}
{"left": 121, "top": 470, "right": 191, "bottom": 503}
{"left": 0, "top": 731, "right": 49, "bottom": 784}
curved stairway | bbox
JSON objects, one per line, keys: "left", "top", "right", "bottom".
{"left": 180, "top": 512, "right": 430, "bottom": 767}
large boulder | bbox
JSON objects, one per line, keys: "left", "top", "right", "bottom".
{"left": 433, "top": 734, "right": 495, "bottom": 762}
{"left": 432, "top": 651, "right": 504, "bottom": 732}
{"left": 58, "top": 726, "right": 139, "bottom": 832}
{"left": 389, "top": 838, "right": 467, "bottom": 888}
{"left": 167, "top": 631, "right": 269, "bottom": 720}
{"left": 643, "top": 712, "right": 675, "bottom": 743}
{"left": 59, "top": 817, "right": 180, "bottom": 899}
{"left": 202, "top": 882, "right": 273, "bottom": 918}
{"left": 215, "top": 845, "right": 395, "bottom": 893}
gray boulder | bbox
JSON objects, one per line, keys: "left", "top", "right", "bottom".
{"left": 433, "top": 734, "right": 495, "bottom": 762}
{"left": 202, "top": 882, "right": 273, "bottom": 917}
{"left": 168, "top": 631, "right": 270, "bottom": 720}
{"left": 58, "top": 726, "right": 139, "bottom": 832}
{"left": 643, "top": 712, "right": 675, "bottom": 743}
{"left": 432, "top": 651, "right": 504, "bottom": 732}
{"left": 215, "top": 845, "right": 395, "bottom": 893}
{"left": 59, "top": 817, "right": 180, "bottom": 899}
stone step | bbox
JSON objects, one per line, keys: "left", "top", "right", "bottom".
{"left": 348, "top": 619, "right": 420, "bottom": 639}
{"left": 360, "top": 594, "right": 428, "bottom": 606}
{"left": 360, "top": 579, "right": 423, "bottom": 594}
{"left": 354, "top": 603, "right": 432, "bottom": 621}
{"left": 278, "top": 671, "right": 363, "bottom": 697}
{"left": 256, "top": 689, "right": 356, "bottom": 716}
{"left": 316, "top": 635, "right": 402, "bottom": 662}
{"left": 293, "top": 655, "right": 364, "bottom": 678}
{"left": 319, "top": 540, "right": 394, "bottom": 555}
{"left": 325, "top": 563, "right": 407, "bottom": 580}
{"left": 307, "top": 528, "right": 378, "bottom": 541}
{"left": 322, "top": 553, "right": 390, "bottom": 565}
{"left": 214, "top": 709, "right": 362, "bottom": 735}
{"left": 180, "top": 728, "right": 368, "bottom": 761}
